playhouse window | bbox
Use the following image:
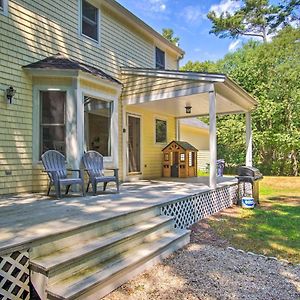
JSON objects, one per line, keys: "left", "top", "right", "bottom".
{"left": 189, "top": 152, "right": 195, "bottom": 167}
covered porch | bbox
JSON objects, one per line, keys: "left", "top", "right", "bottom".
{"left": 121, "top": 68, "right": 257, "bottom": 189}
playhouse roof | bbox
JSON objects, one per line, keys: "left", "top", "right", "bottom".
{"left": 162, "top": 141, "right": 198, "bottom": 152}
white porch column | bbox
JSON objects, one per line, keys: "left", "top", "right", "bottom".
{"left": 209, "top": 89, "right": 217, "bottom": 189}
{"left": 246, "top": 111, "right": 253, "bottom": 167}
{"left": 175, "top": 118, "right": 180, "bottom": 141}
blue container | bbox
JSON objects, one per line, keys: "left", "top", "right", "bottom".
{"left": 241, "top": 197, "right": 255, "bottom": 209}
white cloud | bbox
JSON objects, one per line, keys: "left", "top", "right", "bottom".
{"left": 228, "top": 39, "right": 241, "bottom": 51}
{"left": 209, "top": 0, "right": 241, "bottom": 17}
{"left": 181, "top": 6, "right": 206, "bottom": 24}
{"left": 149, "top": 0, "right": 167, "bottom": 12}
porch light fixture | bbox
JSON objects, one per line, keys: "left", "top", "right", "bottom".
{"left": 6, "top": 86, "right": 16, "bottom": 104}
{"left": 185, "top": 105, "right": 192, "bottom": 114}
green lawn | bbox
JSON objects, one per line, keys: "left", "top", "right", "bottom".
{"left": 208, "top": 176, "right": 300, "bottom": 264}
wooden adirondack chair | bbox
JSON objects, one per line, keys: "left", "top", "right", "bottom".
{"left": 82, "top": 151, "right": 119, "bottom": 195}
{"left": 41, "top": 150, "right": 85, "bottom": 198}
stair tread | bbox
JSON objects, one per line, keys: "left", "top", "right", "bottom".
{"left": 31, "top": 215, "right": 173, "bottom": 272}
{"left": 47, "top": 229, "right": 189, "bottom": 299}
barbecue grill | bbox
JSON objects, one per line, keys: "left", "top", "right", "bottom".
{"left": 236, "top": 166, "right": 263, "bottom": 203}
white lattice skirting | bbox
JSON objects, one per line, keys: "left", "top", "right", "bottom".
{"left": 161, "top": 184, "right": 239, "bottom": 229}
{"left": 0, "top": 251, "right": 30, "bottom": 300}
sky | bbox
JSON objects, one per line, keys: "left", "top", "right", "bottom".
{"left": 116, "top": 0, "right": 245, "bottom": 65}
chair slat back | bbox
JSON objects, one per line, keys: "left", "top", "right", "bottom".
{"left": 41, "top": 150, "right": 67, "bottom": 179}
{"left": 82, "top": 151, "right": 104, "bottom": 178}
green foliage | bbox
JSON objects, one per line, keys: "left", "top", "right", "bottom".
{"left": 162, "top": 28, "right": 180, "bottom": 45}
{"left": 207, "top": 0, "right": 300, "bottom": 42}
{"left": 182, "top": 27, "right": 300, "bottom": 176}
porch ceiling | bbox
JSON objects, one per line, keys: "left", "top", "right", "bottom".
{"left": 121, "top": 68, "right": 258, "bottom": 117}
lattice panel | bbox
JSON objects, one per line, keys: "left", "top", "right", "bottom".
{"left": 0, "top": 251, "right": 30, "bottom": 300}
{"left": 161, "top": 184, "right": 238, "bottom": 229}
{"left": 161, "top": 198, "right": 195, "bottom": 229}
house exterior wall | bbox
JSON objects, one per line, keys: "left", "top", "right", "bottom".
{"left": 0, "top": 0, "right": 180, "bottom": 195}
{"left": 180, "top": 125, "right": 210, "bottom": 171}
{"left": 125, "top": 105, "right": 176, "bottom": 179}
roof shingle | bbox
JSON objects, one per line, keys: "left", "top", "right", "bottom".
{"left": 23, "top": 53, "right": 121, "bottom": 85}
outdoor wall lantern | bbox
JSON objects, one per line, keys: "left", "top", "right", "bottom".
{"left": 185, "top": 105, "right": 192, "bottom": 114}
{"left": 6, "top": 86, "right": 16, "bottom": 104}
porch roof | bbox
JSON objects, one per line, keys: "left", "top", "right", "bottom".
{"left": 121, "top": 67, "right": 258, "bottom": 117}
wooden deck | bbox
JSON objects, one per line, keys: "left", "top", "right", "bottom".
{"left": 0, "top": 177, "right": 236, "bottom": 255}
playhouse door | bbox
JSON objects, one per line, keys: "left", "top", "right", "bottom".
{"left": 128, "top": 115, "right": 141, "bottom": 174}
{"left": 171, "top": 152, "right": 179, "bottom": 177}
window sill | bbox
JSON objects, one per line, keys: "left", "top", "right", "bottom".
{"left": 80, "top": 33, "right": 100, "bottom": 46}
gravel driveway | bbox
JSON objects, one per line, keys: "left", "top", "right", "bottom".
{"left": 104, "top": 222, "right": 300, "bottom": 300}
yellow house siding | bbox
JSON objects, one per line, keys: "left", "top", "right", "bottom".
{"left": 125, "top": 106, "right": 176, "bottom": 179}
{"left": 0, "top": 0, "right": 180, "bottom": 194}
{"left": 180, "top": 125, "right": 210, "bottom": 171}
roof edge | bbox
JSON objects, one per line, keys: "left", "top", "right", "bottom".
{"left": 121, "top": 67, "right": 226, "bottom": 82}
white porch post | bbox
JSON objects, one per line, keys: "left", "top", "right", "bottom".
{"left": 175, "top": 118, "right": 180, "bottom": 141}
{"left": 209, "top": 89, "right": 217, "bottom": 189}
{"left": 246, "top": 111, "right": 253, "bottom": 167}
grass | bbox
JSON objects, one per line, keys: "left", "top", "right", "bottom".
{"left": 208, "top": 176, "right": 300, "bottom": 263}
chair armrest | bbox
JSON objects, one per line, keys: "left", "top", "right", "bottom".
{"left": 67, "top": 168, "right": 81, "bottom": 172}
{"left": 67, "top": 168, "right": 84, "bottom": 178}
{"left": 105, "top": 168, "right": 119, "bottom": 178}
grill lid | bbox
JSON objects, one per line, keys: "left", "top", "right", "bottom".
{"left": 237, "top": 166, "right": 263, "bottom": 179}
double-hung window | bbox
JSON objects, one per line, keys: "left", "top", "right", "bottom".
{"left": 81, "top": 0, "right": 99, "bottom": 41}
{"left": 40, "top": 91, "right": 66, "bottom": 157}
{"left": 84, "top": 96, "right": 112, "bottom": 157}
{"left": 155, "top": 119, "right": 167, "bottom": 144}
{"left": 155, "top": 47, "right": 165, "bottom": 70}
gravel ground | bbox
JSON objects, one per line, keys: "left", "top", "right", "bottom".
{"left": 104, "top": 221, "right": 300, "bottom": 300}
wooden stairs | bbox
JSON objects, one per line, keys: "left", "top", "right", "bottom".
{"left": 29, "top": 207, "right": 190, "bottom": 300}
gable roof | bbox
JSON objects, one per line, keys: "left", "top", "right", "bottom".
{"left": 162, "top": 141, "right": 198, "bottom": 152}
{"left": 23, "top": 53, "right": 121, "bottom": 85}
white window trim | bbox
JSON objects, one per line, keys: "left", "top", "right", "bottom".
{"left": 81, "top": 88, "right": 118, "bottom": 167}
{"left": 154, "top": 116, "right": 168, "bottom": 145}
{"left": 32, "top": 85, "right": 72, "bottom": 164}
{"left": 78, "top": 0, "right": 101, "bottom": 45}
{"left": 0, "top": 0, "right": 8, "bottom": 16}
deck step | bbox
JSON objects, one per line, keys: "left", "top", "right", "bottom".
{"left": 47, "top": 229, "right": 190, "bottom": 300}
{"left": 30, "top": 215, "right": 173, "bottom": 277}
{"left": 30, "top": 207, "right": 160, "bottom": 259}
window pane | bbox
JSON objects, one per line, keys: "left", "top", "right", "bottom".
{"left": 41, "top": 91, "right": 65, "bottom": 124}
{"left": 156, "top": 119, "right": 167, "bottom": 143}
{"left": 41, "top": 126, "right": 66, "bottom": 155}
{"left": 156, "top": 47, "right": 165, "bottom": 70}
{"left": 84, "top": 97, "right": 112, "bottom": 156}
{"left": 0, "top": 0, "right": 3, "bottom": 10}
{"left": 82, "top": 0, "right": 98, "bottom": 41}
{"left": 40, "top": 91, "right": 66, "bottom": 157}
